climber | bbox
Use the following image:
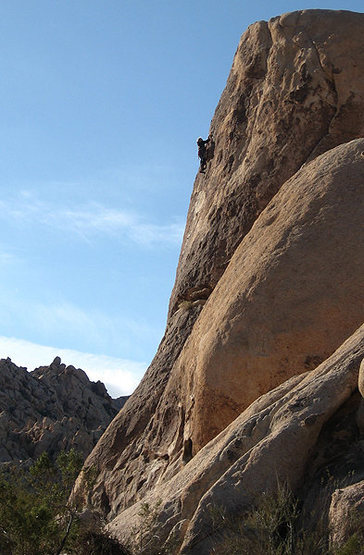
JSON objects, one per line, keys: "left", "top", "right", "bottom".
{"left": 197, "top": 136, "right": 211, "bottom": 173}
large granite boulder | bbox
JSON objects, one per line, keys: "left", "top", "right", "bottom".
{"left": 107, "top": 325, "right": 364, "bottom": 553}
{"left": 72, "top": 9, "right": 364, "bottom": 551}
{"left": 81, "top": 138, "right": 364, "bottom": 518}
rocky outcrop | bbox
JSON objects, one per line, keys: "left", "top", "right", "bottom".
{"left": 73, "top": 8, "right": 364, "bottom": 551}
{"left": 107, "top": 325, "right": 364, "bottom": 553}
{"left": 81, "top": 140, "right": 364, "bottom": 518}
{"left": 170, "top": 8, "right": 364, "bottom": 318}
{"left": 0, "top": 356, "right": 127, "bottom": 462}
{"left": 163, "top": 139, "right": 364, "bottom": 457}
{"left": 329, "top": 480, "right": 364, "bottom": 547}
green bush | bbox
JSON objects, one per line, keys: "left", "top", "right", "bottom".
{"left": 0, "top": 449, "right": 128, "bottom": 555}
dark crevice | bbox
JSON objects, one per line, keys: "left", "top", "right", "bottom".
{"left": 182, "top": 438, "right": 193, "bottom": 464}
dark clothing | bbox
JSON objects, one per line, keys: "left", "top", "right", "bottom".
{"left": 197, "top": 137, "right": 210, "bottom": 158}
{"left": 197, "top": 137, "right": 210, "bottom": 173}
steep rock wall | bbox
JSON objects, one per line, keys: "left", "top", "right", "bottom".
{"left": 78, "top": 9, "right": 364, "bottom": 519}
{"left": 107, "top": 325, "right": 364, "bottom": 553}
{"left": 170, "top": 8, "right": 364, "bottom": 316}
{"left": 162, "top": 139, "right": 364, "bottom": 455}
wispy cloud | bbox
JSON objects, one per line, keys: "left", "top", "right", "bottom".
{"left": 50, "top": 203, "right": 184, "bottom": 246}
{"left": 0, "top": 336, "right": 146, "bottom": 397}
{"left": 0, "top": 294, "right": 162, "bottom": 362}
{"left": 0, "top": 193, "right": 184, "bottom": 247}
{"left": 0, "top": 248, "right": 19, "bottom": 265}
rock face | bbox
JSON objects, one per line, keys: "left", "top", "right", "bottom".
{"left": 329, "top": 480, "right": 364, "bottom": 547}
{"left": 0, "top": 357, "right": 127, "bottom": 462}
{"left": 74, "top": 9, "right": 364, "bottom": 552}
{"left": 357, "top": 359, "right": 364, "bottom": 433}
{"left": 167, "top": 139, "right": 364, "bottom": 457}
{"left": 169, "top": 8, "right": 364, "bottom": 318}
{"left": 107, "top": 325, "right": 364, "bottom": 554}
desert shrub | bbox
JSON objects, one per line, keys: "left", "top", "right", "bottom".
{"left": 209, "top": 482, "right": 364, "bottom": 555}
{"left": 335, "top": 532, "right": 364, "bottom": 555}
{"left": 0, "top": 450, "right": 82, "bottom": 555}
{"left": 76, "top": 527, "right": 130, "bottom": 554}
{"left": 0, "top": 449, "right": 128, "bottom": 555}
{"left": 209, "top": 483, "right": 300, "bottom": 554}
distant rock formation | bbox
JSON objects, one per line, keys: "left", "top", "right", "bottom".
{"left": 0, "top": 356, "right": 127, "bottom": 463}
{"left": 71, "top": 9, "right": 363, "bottom": 552}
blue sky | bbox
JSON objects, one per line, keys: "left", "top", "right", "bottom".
{"left": 0, "top": 1, "right": 362, "bottom": 396}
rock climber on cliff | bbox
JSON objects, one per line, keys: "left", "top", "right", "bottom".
{"left": 197, "top": 136, "right": 211, "bottom": 173}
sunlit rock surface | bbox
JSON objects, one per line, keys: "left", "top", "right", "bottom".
{"left": 72, "top": 9, "right": 364, "bottom": 552}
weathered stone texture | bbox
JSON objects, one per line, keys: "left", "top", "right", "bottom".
{"left": 0, "top": 357, "right": 125, "bottom": 462}
{"left": 82, "top": 137, "right": 364, "bottom": 519}
{"left": 74, "top": 9, "right": 364, "bottom": 547}
{"left": 329, "top": 480, "right": 364, "bottom": 547}
{"left": 107, "top": 325, "right": 364, "bottom": 553}
{"left": 170, "top": 8, "right": 364, "bottom": 317}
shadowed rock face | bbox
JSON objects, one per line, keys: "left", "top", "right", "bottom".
{"left": 76, "top": 8, "right": 364, "bottom": 531}
{"left": 0, "top": 357, "right": 126, "bottom": 462}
